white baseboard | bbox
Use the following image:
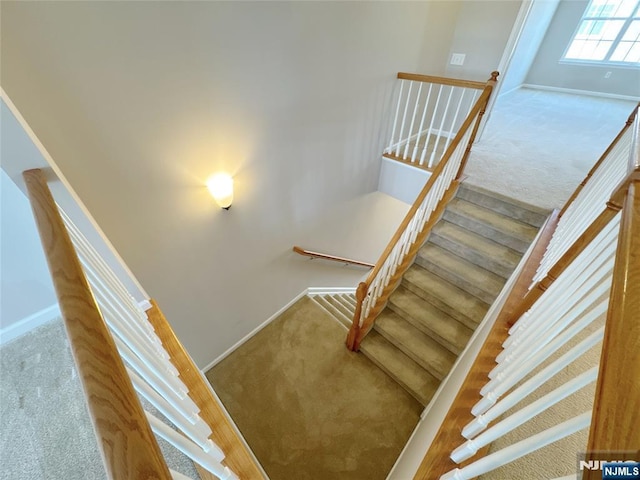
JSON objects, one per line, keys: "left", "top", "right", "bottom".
{"left": 307, "top": 287, "right": 357, "bottom": 296}
{"left": 498, "top": 84, "right": 523, "bottom": 98}
{"left": 200, "top": 289, "right": 308, "bottom": 373}
{"left": 521, "top": 83, "right": 640, "bottom": 102}
{"left": 0, "top": 304, "right": 61, "bottom": 345}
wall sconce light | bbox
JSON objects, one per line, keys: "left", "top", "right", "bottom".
{"left": 206, "top": 173, "right": 234, "bottom": 210}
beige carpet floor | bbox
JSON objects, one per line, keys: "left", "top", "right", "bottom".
{"left": 465, "top": 88, "right": 638, "bottom": 210}
{"left": 205, "top": 297, "right": 422, "bottom": 480}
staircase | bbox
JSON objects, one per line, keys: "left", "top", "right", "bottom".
{"left": 312, "top": 184, "right": 548, "bottom": 406}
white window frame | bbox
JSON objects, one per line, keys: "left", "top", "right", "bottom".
{"left": 561, "top": 0, "right": 640, "bottom": 67}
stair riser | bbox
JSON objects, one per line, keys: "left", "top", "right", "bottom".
{"left": 326, "top": 297, "right": 354, "bottom": 319}
{"left": 340, "top": 295, "right": 357, "bottom": 309}
{"left": 457, "top": 186, "right": 548, "bottom": 228}
{"left": 402, "top": 279, "right": 480, "bottom": 331}
{"left": 386, "top": 301, "right": 463, "bottom": 355}
{"left": 374, "top": 326, "right": 447, "bottom": 381}
{"left": 443, "top": 210, "right": 532, "bottom": 253}
{"left": 312, "top": 298, "right": 352, "bottom": 329}
{"left": 414, "top": 254, "right": 498, "bottom": 304}
{"left": 430, "top": 232, "right": 516, "bottom": 279}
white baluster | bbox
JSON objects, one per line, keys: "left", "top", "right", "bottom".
{"left": 452, "top": 367, "right": 598, "bottom": 462}
{"left": 464, "top": 327, "right": 604, "bottom": 438}
{"left": 129, "top": 367, "right": 214, "bottom": 452}
{"left": 145, "top": 411, "right": 238, "bottom": 480}
{"left": 440, "top": 412, "right": 592, "bottom": 480}
{"left": 412, "top": 83, "right": 434, "bottom": 162}
{"left": 395, "top": 81, "right": 414, "bottom": 156}
{"left": 442, "top": 89, "right": 466, "bottom": 153}
{"left": 403, "top": 82, "right": 423, "bottom": 161}
{"left": 114, "top": 336, "right": 198, "bottom": 419}
{"left": 428, "top": 85, "right": 454, "bottom": 168}
{"left": 476, "top": 319, "right": 606, "bottom": 416}
{"left": 496, "top": 249, "right": 614, "bottom": 370}
{"left": 420, "top": 84, "right": 444, "bottom": 165}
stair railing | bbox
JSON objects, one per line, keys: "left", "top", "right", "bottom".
{"left": 384, "top": 72, "right": 498, "bottom": 170}
{"left": 292, "top": 245, "right": 375, "bottom": 268}
{"left": 23, "top": 168, "right": 265, "bottom": 480}
{"left": 346, "top": 71, "right": 499, "bottom": 351}
{"left": 531, "top": 103, "right": 639, "bottom": 286}
{"left": 410, "top": 105, "right": 639, "bottom": 479}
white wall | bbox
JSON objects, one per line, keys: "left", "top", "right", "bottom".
{"left": 525, "top": 0, "right": 640, "bottom": 97}
{"left": 378, "top": 157, "right": 431, "bottom": 205}
{"left": 499, "top": 0, "right": 561, "bottom": 95}
{"left": 0, "top": 168, "right": 58, "bottom": 340}
{"left": 0, "top": 1, "right": 459, "bottom": 367}
{"left": 445, "top": 0, "right": 524, "bottom": 82}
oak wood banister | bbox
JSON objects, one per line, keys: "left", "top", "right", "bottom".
{"left": 584, "top": 176, "right": 640, "bottom": 479}
{"left": 363, "top": 86, "right": 492, "bottom": 289}
{"left": 22, "top": 168, "right": 171, "bottom": 480}
{"left": 146, "top": 300, "right": 266, "bottom": 480}
{"left": 397, "top": 72, "right": 490, "bottom": 90}
{"left": 292, "top": 246, "right": 374, "bottom": 268}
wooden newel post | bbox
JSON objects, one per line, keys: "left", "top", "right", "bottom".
{"left": 456, "top": 71, "right": 499, "bottom": 180}
{"left": 346, "top": 282, "right": 368, "bottom": 351}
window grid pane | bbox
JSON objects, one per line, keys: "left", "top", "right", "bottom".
{"left": 564, "top": 0, "right": 640, "bottom": 63}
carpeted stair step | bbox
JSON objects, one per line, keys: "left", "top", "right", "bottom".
{"left": 360, "top": 330, "right": 440, "bottom": 407}
{"left": 403, "top": 265, "right": 490, "bottom": 330}
{"left": 415, "top": 243, "right": 504, "bottom": 304}
{"left": 374, "top": 309, "right": 456, "bottom": 381}
{"left": 443, "top": 198, "right": 538, "bottom": 253}
{"left": 457, "top": 183, "right": 549, "bottom": 228}
{"left": 312, "top": 296, "right": 352, "bottom": 329}
{"left": 387, "top": 286, "right": 473, "bottom": 355}
{"left": 430, "top": 221, "right": 521, "bottom": 279}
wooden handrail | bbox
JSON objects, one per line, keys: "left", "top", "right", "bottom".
{"left": 584, "top": 172, "right": 640, "bottom": 478}
{"left": 363, "top": 84, "right": 493, "bottom": 290}
{"left": 346, "top": 73, "right": 499, "bottom": 351}
{"left": 292, "top": 246, "right": 374, "bottom": 268}
{"left": 146, "top": 300, "right": 266, "bottom": 480}
{"left": 352, "top": 180, "right": 461, "bottom": 349}
{"left": 559, "top": 103, "right": 639, "bottom": 217}
{"left": 397, "top": 72, "right": 493, "bottom": 90}
{"left": 23, "top": 169, "right": 171, "bottom": 480}
{"left": 413, "top": 209, "right": 561, "bottom": 479}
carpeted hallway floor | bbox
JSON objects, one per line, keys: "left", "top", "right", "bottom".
{"left": 205, "top": 297, "right": 422, "bottom": 480}
{"left": 465, "top": 88, "right": 637, "bottom": 210}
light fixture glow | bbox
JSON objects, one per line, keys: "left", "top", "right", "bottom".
{"left": 206, "top": 173, "right": 234, "bottom": 210}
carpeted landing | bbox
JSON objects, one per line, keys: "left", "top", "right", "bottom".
{"left": 205, "top": 296, "right": 422, "bottom": 480}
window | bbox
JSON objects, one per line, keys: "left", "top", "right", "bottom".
{"left": 563, "top": 0, "right": 640, "bottom": 65}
